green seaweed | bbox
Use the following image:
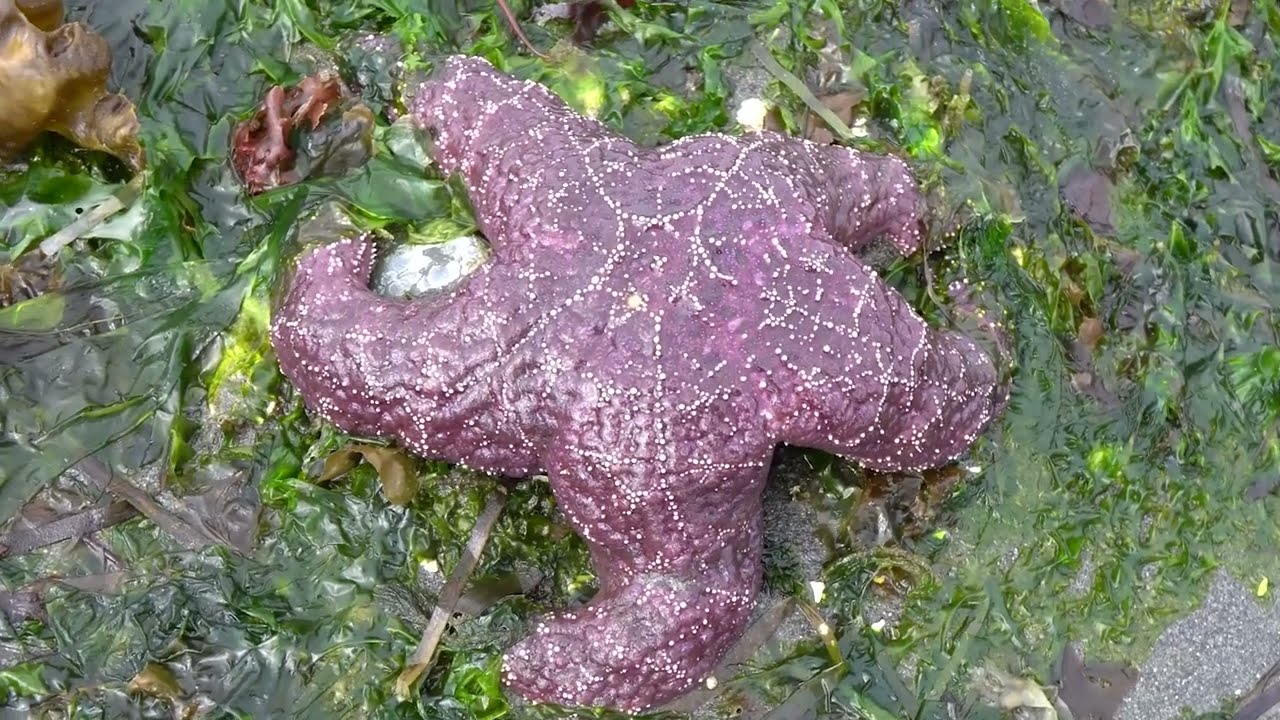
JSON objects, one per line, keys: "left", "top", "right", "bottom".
{"left": 0, "top": 0, "right": 1277, "bottom": 718}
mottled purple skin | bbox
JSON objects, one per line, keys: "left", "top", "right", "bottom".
{"left": 270, "top": 56, "right": 1003, "bottom": 712}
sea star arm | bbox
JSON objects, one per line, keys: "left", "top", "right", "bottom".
{"left": 768, "top": 251, "right": 1001, "bottom": 472}
{"left": 268, "top": 238, "right": 396, "bottom": 435}
{"left": 268, "top": 236, "right": 522, "bottom": 463}
{"left": 269, "top": 237, "right": 432, "bottom": 439}
{"left": 765, "top": 136, "right": 926, "bottom": 257}
{"left": 857, "top": 325, "right": 1001, "bottom": 470}
{"left": 407, "top": 56, "right": 611, "bottom": 255}
{"left": 501, "top": 417, "right": 770, "bottom": 712}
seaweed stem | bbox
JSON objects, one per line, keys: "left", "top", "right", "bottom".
{"left": 395, "top": 485, "right": 509, "bottom": 697}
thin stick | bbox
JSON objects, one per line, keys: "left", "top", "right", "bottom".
{"left": 395, "top": 486, "right": 508, "bottom": 697}
{"left": 1234, "top": 656, "right": 1280, "bottom": 720}
{"left": 38, "top": 176, "right": 143, "bottom": 257}
{"left": 493, "top": 0, "right": 550, "bottom": 59}
{"left": 77, "top": 456, "right": 229, "bottom": 553}
{"left": 0, "top": 500, "right": 137, "bottom": 557}
{"left": 751, "top": 42, "right": 855, "bottom": 143}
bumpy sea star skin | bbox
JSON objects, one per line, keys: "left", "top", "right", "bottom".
{"left": 270, "top": 55, "right": 1004, "bottom": 712}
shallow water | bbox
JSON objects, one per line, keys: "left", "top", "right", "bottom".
{"left": 0, "top": 0, "right": 1277, "bottom": 718}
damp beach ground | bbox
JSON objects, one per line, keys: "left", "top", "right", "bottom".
{"left": 1, "top": 1, "right": 1278, "bottom": 719}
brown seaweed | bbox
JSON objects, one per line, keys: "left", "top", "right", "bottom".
{"left": 0, "top": 0, "right": 141, "bottom": 170}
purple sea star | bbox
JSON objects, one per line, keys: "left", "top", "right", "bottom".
{"left": 269, "top": 55, "right": 1005, "bottom": 712}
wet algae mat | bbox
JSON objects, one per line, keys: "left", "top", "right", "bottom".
{"left": 1, "top": 0, "right": 1278, "bottom": 718}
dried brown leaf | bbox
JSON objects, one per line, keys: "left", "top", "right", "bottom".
{"left": 315, "top": 448, "right": 364, "bottom": 485}
{"left": 1077, "top": 316, "right": 1104, "bottom": 353}
{"left": 128, "top": 662, "right": 183, "bottom": 701}
{"left": 566, "top": 0, "right": 636, "bottom": 44}
{"left": 805, "top": 91, "right": 863, "bottom": 145}
{"left": 1229, "top": 0, "right": 1250, "bottom": 27}
{"left": 0, "top": 252, "right": 59, "bottom": 307}
{"left": 353, "top": 444, "right": 419, "bottom": 505}
{"left": 315, "top": 444, "right": 420, "bottom": 506}
{"left": 1060, "top": 165, "right": 1116, "bottom": 236}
